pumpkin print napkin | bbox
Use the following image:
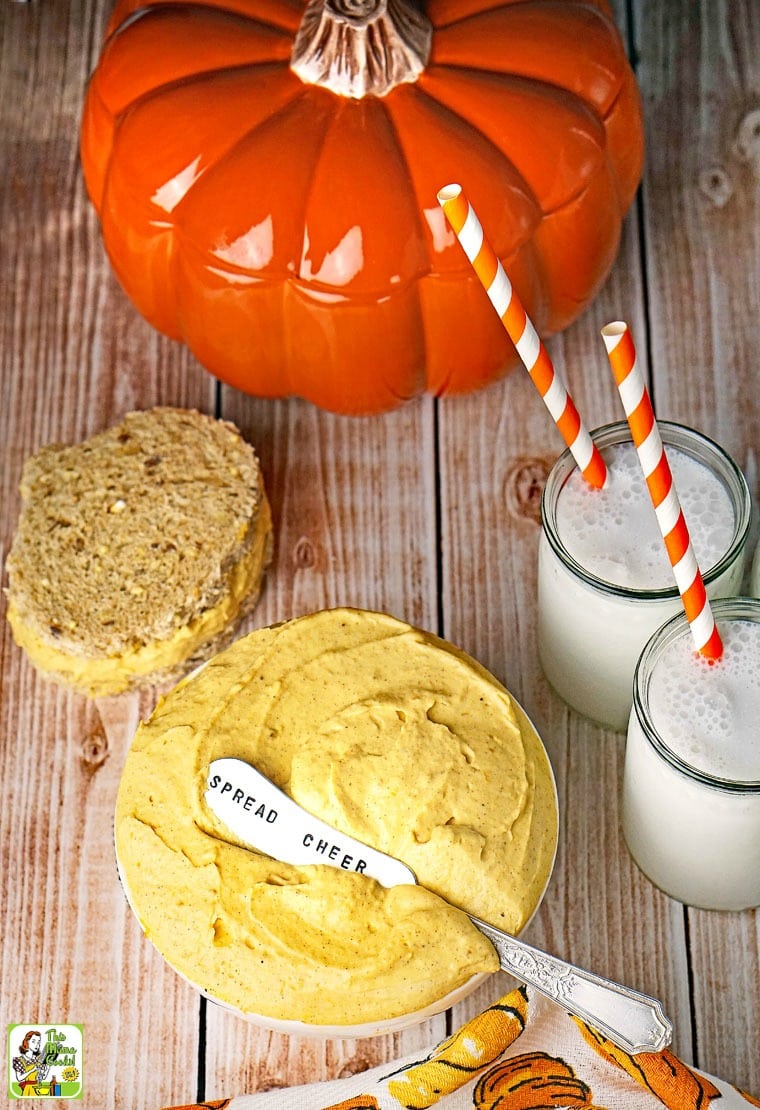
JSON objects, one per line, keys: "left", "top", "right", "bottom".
{"left": 163, "top": 986, "right": 759, "bottom": 1110}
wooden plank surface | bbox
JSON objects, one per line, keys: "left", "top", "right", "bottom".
{"left": 0, "top": 0, "right": 758, "bottom": 1106}
{"left": 200, "top": 395, "right": 445, "bottom": 1102}
{"left": 1, "top": 4, "right": 214, "bottom": 1108}
{"left": 437, "top": 215, "right": 696, "bottom": 1065}
{"left": 633, "top": 1, "right": 760, "bottom": 1091}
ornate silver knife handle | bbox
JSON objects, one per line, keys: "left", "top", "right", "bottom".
{"left": 469, "top": 915, "right": 673, "bottom": 1055}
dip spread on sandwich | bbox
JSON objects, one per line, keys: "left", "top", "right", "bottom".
{"left": 116, "top": 608, "right": 558, "bottom": 1027}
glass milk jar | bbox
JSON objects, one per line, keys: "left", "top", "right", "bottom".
{"left": 750, "top": 540, "right": 760, "bottom": 597}
{"left": 622, "top": 597, "right": 760, "bottom": 910}
{"left": 537, "top": 422, "right": 750, "bottom": 731}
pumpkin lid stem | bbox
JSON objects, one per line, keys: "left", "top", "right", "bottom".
{"left": 291, "top": 0, "right": 432, "bottom": 98}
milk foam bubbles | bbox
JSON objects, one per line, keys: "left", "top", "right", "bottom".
{"left": 623, "top": 598, "right": 760, "bottom": 910}
{"left": 647, "top": 620, "right": 760, "bottom": 781}
{"left": 538, "top": 422, "right": 750, "bottom": 731}
{"left": 556, "top": 442, "right": 735, "bottom": 590}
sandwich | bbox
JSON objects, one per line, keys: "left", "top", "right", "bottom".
{"left": 5, "top": 407, "right": 272, "bottom": 696}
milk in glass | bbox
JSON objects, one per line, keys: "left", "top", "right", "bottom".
{"left": 623, "top": 598, "right": 760, "bottom": 910}
{"left": 538, "top": 422, "right": 750, "bottom": 731}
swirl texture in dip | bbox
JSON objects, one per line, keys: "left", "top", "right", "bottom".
{"left": 115, "top": 608, "right": 558, "bottom": 1027}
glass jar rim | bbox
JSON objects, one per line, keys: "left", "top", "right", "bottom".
{"left": 632, "top": 596, "right": 760, "bottom": 793}
{"left": 541, "top": 420, "right": 751, "bottom": 601}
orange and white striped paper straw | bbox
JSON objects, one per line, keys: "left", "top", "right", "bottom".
{"left": 437, "top": 183, "right": 607, "bottom": 489}
{"left": 601, "top": 320, "right": 723, "bottom": 660}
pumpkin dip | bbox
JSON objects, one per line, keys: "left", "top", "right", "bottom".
{"left": 115, "top": 608, "right": 558, "bottom": 1027}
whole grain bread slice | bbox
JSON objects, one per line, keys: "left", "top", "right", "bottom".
{"left": 5, "top": 407, "right": 273, "bottom": 695}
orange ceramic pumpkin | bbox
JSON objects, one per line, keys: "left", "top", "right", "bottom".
{"left": 81, "top": 0, "right": 644, "bottom": 414}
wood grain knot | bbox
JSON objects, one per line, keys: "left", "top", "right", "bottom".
{"left": 256, "top": 1076, "right": 287, "bottom": 1092}
{"left": 337, "top": 1054, "right": 378, "bottom": 1079}
{"left": 734, "top": 107, "right": 760, "bottom": 169}
{"left": 698, "top": 164, "right": 733, "bottom": 208}
{"left": 504, "top": 457, "right": 552, "bottom": 524}
{"left": 293, "top": 536, "right": 316, "bottom": 569}
{"left": 81, "top": 722, "right": 109, "bottom": 770}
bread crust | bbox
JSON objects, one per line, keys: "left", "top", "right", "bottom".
{"left": 5, "top": 408, "right": 272, "bottom": 695}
